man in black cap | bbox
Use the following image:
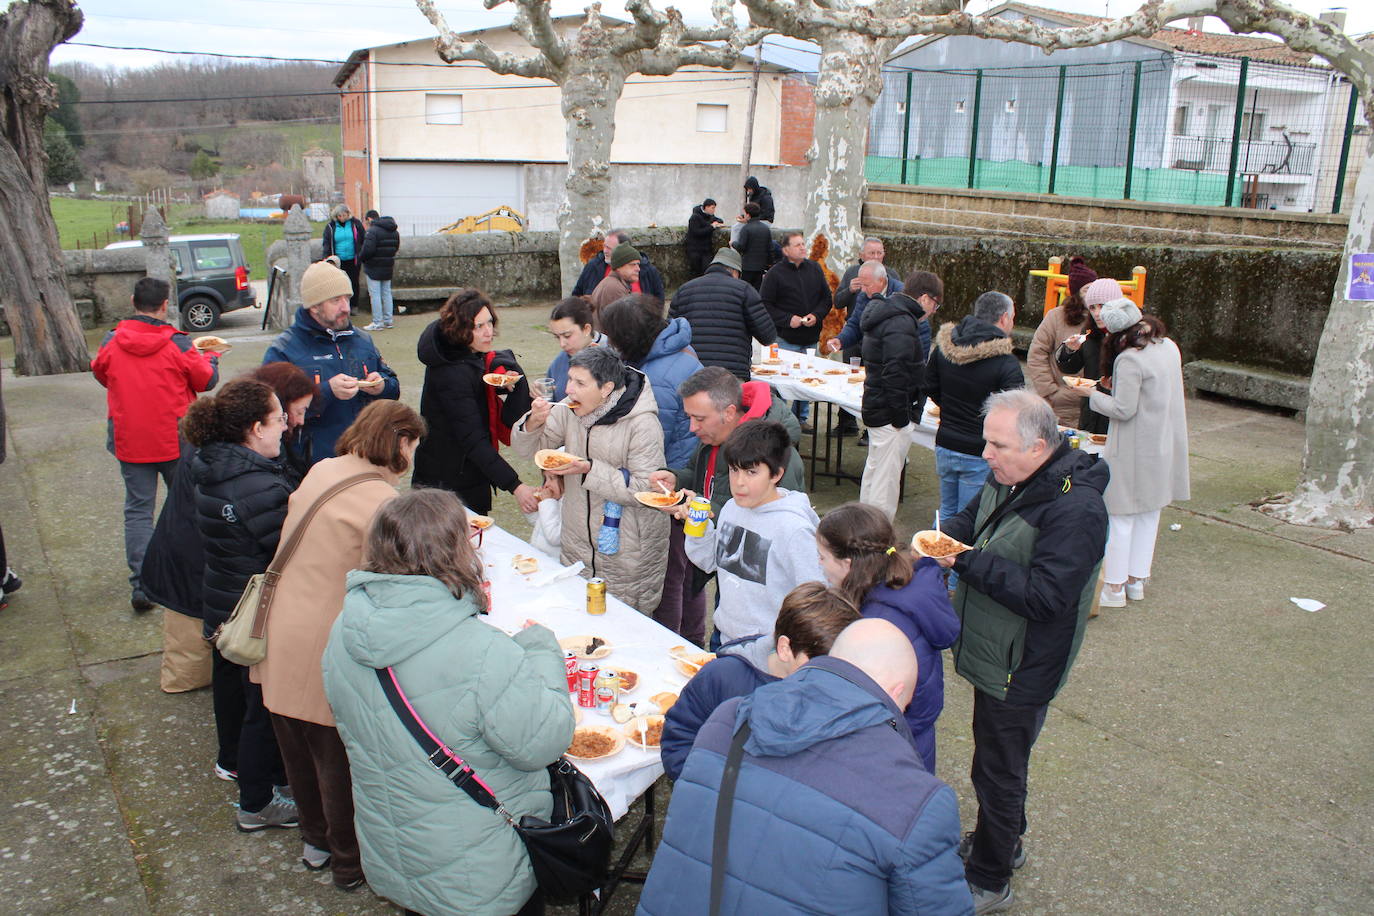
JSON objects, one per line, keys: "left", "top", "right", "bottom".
{"left": 669, "top": 247, "right": 776, "bottom": 380}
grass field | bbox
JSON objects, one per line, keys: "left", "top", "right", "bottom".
{"left": 51, "top": 197, "right": 286, "bottom": 279}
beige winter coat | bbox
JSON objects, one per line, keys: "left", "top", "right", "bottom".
{"left": 1089, "top": 338, "right": 1191, "bottom": 516}
{"left": 589, "top": 274, "right": 633, "bottom": 312}
{"left": 251, "top": 452, "right": 399, "bottom": 726}
{"left": 512, "top": 372, "right": 670, "bottom": 613}
{"left": 1027, "top": 306, "right": 1090, "bottom": 427}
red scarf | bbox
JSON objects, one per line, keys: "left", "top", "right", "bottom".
{"left": 483, "top": 351, "right": 513, "bottom": 447}
{"left": 604, "top": 261, "right": 642, "bottom": 294}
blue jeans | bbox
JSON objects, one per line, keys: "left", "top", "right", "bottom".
{"left": 776, "top": 339, "right": 812, "bottom": 424}
{"left": 366, "top": 275, "right": 394, "bottom": 326}
{"left": 935, "top": 446, "right": 989, "bottom": 589}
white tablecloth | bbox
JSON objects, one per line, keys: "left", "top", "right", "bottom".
{"left": 477, "top": 523, "right": 687, "bottom": 820}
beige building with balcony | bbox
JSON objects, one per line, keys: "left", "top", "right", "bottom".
{"left": 334, "top": 19, "right": 815, "bottom": 234}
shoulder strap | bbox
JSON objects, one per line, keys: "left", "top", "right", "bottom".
{"left": 373, "top": 666, "right": 516, "bottom": 822}
{"left": 709, "top": 720, "right": 752, "bottom": 916}
{"left": 268, "top": 471, "right": 385, "bottom": 577}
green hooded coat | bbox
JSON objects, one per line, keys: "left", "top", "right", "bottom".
{"left": 322, "top": 570, "right": 575, "bottom": 916}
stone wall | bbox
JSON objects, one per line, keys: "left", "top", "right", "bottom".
{"left": 866, "top": 184, "right": 1349, "bottom": 251}
{"left": 882, "top": 234, "right": 1336, "bottom": 377}
{"left": 0, "top": 248, "right": 147, "bottom": 335}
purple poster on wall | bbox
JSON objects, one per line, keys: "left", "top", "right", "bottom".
{"left": 1349, "top": 253, "right": 1374, "bottom": 301}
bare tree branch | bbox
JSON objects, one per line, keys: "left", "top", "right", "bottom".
{"left": 415, "top": 0, "right": 554, "bottom": 79}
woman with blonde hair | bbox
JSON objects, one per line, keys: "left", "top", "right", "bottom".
{"left": 252, "top": 399, "right": 426, "bottom": 890}
{"left": 323, "top": 488, "right": 573, "bottom": 916}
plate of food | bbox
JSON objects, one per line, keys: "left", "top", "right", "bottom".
{"left": 752, "top": 365, "right": 779, "bottom": 376}
{"left": 800, "top": 377, "right": 827, "bottom": 387}
{"left": 467, "top": 514, "right": 494, "bottom": 530}
{"left": 192, "top": 335, "right": 232, "bottom": 354}
{"left": 911, "top": 530, "right": 973, "bottom": 559}
{"left": 650, "top": 691, "right": 678, "bottom": 714}
{"left": 824, "top": 367, "right": 848, "bottom": 375}
{"left": 482, "top": 372, "right": 522, "bottom": 389}
{"left": 511, "top": 554, "right": 539, "bottom": 576}
{"left": 560, "top": 635, "right": 612, "bottom": 660}
{"left": 847, "top": 373, "right": 866, "bottom": 384}
{"left": 633, "top": 490, "right": 686, "bottom": 509}
{"left": 566, "top": 725, "right": 624, "bottom": 761}
{"left": 763, "top": 357, "right": 783, "bottom": 365}
{"left": 617, "top": 669, "right": 640, "bottom": 692}
{"left": 1062, "top": 375, "right": 1097, "bottom": 390}
{"left": 669, "top": 645, "right": 715, "bottom": 678}
{"left": 1089, "top": 433, "right": 1108, "bottom": 445}
{"left": 534, "top": 449, "right": 581, "bottom": 471}
{"left": 624, "top": 714, "right": 665, "bottom": 750}
{"left": 356, "top": 376, "right": 386, "bottom": 394}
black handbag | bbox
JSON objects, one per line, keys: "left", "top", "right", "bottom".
{"left": 375, "top": 666, "right": 614, "bottom": 904}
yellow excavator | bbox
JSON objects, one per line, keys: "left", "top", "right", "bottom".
{"left": 438, "top": 205, "right": 527, "bottom": 234}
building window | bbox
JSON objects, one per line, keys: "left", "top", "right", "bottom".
{"left": 425, "top": 93, "right": 464, "bottom": 125}
{"left": 1005, "top": 99, "right": 1016, "bottom": 113}
{"left": 1240, "top": 110, "right": 1266, "bottom": 140}
{"left": 955, "top": 100, "right": 966, "bottom": 113}
{"left": 696, "top": 103, "right": 728, "bottom": 132}
{"left": 1174, "top": 105, "right": 1189, "bottom": 136}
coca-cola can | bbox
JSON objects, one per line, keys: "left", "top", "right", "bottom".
{"left": 576, "top": 663, "right": 599, "bottom": 708}
{"left": 563, "top": 651, "right": 579, "bottom": 692}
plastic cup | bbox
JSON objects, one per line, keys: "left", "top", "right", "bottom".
{"left": 531, "top": 376, "right": 555, "bottom": 399}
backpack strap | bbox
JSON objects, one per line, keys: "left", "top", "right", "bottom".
{"left": 709, "top": 720, "right": 752, "bottom": 916}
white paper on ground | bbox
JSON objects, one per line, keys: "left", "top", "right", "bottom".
{"left": 1290, "top": 597, "right": 1326, "bottom": 613}
{"left": 1169, "top": 523, "right": 1182, "bottom": 531}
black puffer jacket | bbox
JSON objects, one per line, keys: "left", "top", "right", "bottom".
{"left": 360, "top": 216, "right": 401, "bottom": 281}
{"left": 141, "top": 441, "right": 203, "bottom": 618}
{"left": 744, "top": 180, "right": 775, "bottom": 223}
{"left": 669, "top": 265, "right": 776, "bottom": 380}
{"left": 924, "top": 317, "right": 1025, "bottom": 456}
{"left": 684, "top": 206, "right": 720, "bottom": 256}
{"left": 191, "top": 441, "right": 293, "bottom": 637}
{"left": 1054, "top": 331, "right": 1109, "bottom": 434}
{"left": 411, "top": 320, "right": 532, "bottom": 510}
{"left": 859, "top": 294, "right": 922, "bottom": 429}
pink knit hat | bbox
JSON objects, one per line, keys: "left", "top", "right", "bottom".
{"left": 1081, "top": 277, "right": 1124, "bottom": 308}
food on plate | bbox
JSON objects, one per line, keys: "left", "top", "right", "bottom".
{"left": 566, "top": 726, "right": 624, "bottom": 760}
{"left": 610, "top": 702, "right": 635, "bottom": 724}
{"left": 617, "top": 669, "right": 639, "bottom": 692}
{"left": 911, "top": 529, "right": 972, "bottom": 559}
{"left": 625, "top": 715, "right": 665, "bottom": 749}
{"left": 847, "top": 373, "right": 865, "bottom": 384}
{"left": 482, "top": 372, "right": 521, "bottom": 389}
{"left": 1063, "top": 375, "right": 1097, "bottom": 390}
{"left": 633, "top": 490, "right": 685, "bottom": 509}
{"left": 751, "top": 366, "right": 778, "bottom": 376}
{"left": 651, "top": 692, "right": 678, "bottom": 714}
{"left": 1089, "top": 433, "right": 1108, "bottom": 445}
{"left": 467, "top": 515, "right": 494, "bottom": 530}
{"left": 927, "top": 404, "right": 941, "bottom": 418}
{"left": 534, "top": 449, "right": 579, "bottom": 471}
{"left": 824, "top": 367, "right": 848, "bottom": 375}
{"left": 560, "top": 635, "right": 612, "bottom": 660}
{"left": 670, "top": 645, "right": 715, "bottom": 677}
{"left": 192, "top": 335, "right": 231, "bottom": 353}
{"left": 800, "top": 377, "right": 826, "bottom": 387}
{"left": 510, "top": 554, "right": 539, "bottom": 575}
{"left": 763, "top": 358, "right": 783, "bottom": 365}
{"left": 356, "top": 376, "right": 386, "bottom": 393}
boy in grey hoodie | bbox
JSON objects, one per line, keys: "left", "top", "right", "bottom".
{"left": 682, "top": 420, "right": 826, "bottom": 648}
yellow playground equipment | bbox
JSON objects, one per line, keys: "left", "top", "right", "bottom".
{"left": 1030, "top": 257, "right": 1146, "bottom": 315}
{"left": 438, "top": 205, "right": 527, "bottom": 234}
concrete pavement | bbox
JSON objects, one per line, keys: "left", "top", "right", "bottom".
{"left": 1, "top": 304, "right": 1369, "bottom": 914}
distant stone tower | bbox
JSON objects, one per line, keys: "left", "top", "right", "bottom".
{"left": 302, "top": 148, "right": 335, "bottom": 202}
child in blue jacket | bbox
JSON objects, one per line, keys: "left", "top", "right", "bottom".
{"left": 659, "top": 582, "right": 859, "bottom": 781}
{"left": 816, "top": 502, "right": 961, "bottom": 772}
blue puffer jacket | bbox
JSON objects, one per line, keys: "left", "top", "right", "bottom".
{"left": 660, "top": 634, "right": 778, "bottom": 781}
{"left": 638, "top": 656, "right": 973, "bottom": 916}
{"left": 636, "top": 318, "right": 702, "bottom": 468}
{"left": 263, "top": 307, "right": 400, "bottom": 463}
{"left": 861, "top": 558, "right": 961, "bottom": 773}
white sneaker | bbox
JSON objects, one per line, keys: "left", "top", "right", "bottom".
{"left": 362, "top": 322, "right": 383, "bottom": 331}
{"left": 1099, "top": 585, "right": 1127, "bottom": 608}
{"left": 1126, "top": 579, "right": 1146, "bottom": 600}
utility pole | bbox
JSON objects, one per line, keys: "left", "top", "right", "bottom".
{"left": 739, "top": 46, "right": 763, "bottom": 210}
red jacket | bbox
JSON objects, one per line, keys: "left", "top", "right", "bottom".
{"left": 92, "top": 316, "right": 219, "bottom": 462}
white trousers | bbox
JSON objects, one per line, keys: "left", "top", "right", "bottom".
{"left": 1103, "top": 509, "right": 1162, "bottom": 585}
{"left": 858, "top": 424, "right": 909, "bottom": 520}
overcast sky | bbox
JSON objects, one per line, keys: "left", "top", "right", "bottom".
{"left": 50, "top": 0, "right": 1372, "bottom": 72}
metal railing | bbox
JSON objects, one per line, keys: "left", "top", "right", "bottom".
{"left": 1170, "top": 135, "right": 1317, "bottom": 175}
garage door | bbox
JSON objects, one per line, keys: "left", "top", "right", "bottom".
{"left": 378, "top": 161, "right": 525, "bottom": 235}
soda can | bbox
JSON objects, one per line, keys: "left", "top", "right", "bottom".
{"left": 577, "top": 663, "right": 599, "bottom": 708}
{"left": 594, "top": 670, "right": 619, "bottom": 710}
{"left": 683, "top": 496, "right": 712, "bottom": 538}
{"left": 769, "top": 343, "right": 779, "bottom": 360}
{"left": 1069, "top": 434, "right": 1082, "bottom": 449}
{"left": 481, "top": 580, "right": 492, "bottom": 610}
{"left": 586, "top": 578, "right": 607, "bottom": 616}
{"left": 563, "top": 651, "right": 579, "bottom": 692}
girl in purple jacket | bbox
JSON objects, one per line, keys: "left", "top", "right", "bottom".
{"left": 817, "top": 502, "right": 961, "bottom": 772}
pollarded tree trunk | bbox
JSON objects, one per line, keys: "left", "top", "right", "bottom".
{"left": 1264, "top": 132, "right": 1374, "bottom": 528}
{"left": 556, "top": 63, "right": 627, "bottom": 296}
{"left": 0, "top": 0, "right": 89, "bottom": 376}
{"left": 805, "top": 33, "right": 898, "bottom": 275}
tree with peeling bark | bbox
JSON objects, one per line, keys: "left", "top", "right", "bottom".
{"left": 0, "top": 0, "right": 90, "bottom": 377}
{"left": 415, "top": 0, "right": 767, "bottom": 295}
{"left": 792, "top": 0, "right": 1373, "bottom": 528}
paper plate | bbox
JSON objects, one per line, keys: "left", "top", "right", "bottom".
{"left": 566, "top": 726, "right": 624, "bottom": 761}
{"left": 911, "top": 530, "right": 972, "bottom": 559}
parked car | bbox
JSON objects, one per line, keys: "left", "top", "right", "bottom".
{"left": 106, "top": 234, "right": 256, "bottom": 331}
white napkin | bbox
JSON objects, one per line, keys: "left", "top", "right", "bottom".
{"left": 530, "top": 560, "right": 584, "bottom": 588}
{"left": 1289, "top": 597, "right": 1325, "bottom": 613}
